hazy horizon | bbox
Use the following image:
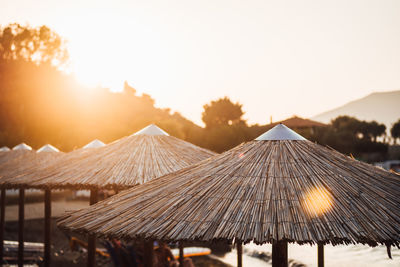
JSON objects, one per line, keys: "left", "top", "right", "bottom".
{"left": 1, "top": 0, "right": 400, "bottom": 126}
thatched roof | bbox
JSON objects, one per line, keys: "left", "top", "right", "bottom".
{"left": 37, "top": 144, "right": 60, "bottom": 153}
{"left": 0, "top": 145, "right": 62, "bottom": 179}
{"left": 12, "top": 143, "right": 32, "bottom": 151}
{"left": 58, "top": 124, "right": 400, "bottom": 247}
{"left": 83, "top": 139, "right": 106, "bottom": 149}
{"left": 1, "top": 125, "right": 215, "bottom": 190}
{"left": 0, "top": 143, "right": 34, "bottom": 166}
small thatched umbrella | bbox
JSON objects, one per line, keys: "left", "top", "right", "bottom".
{"left": 0, "top": 143, "right": 34, "bottom": 266}
{"left": 2, "top": 124, "right": 215, "bottom": 266}
{"left": 0, "top": 143, "right": 34, "bottom": 166}
{"left": 58, "top": 124, "right": 400, "bottom": 267}
{"left": 0, "top": 143, "right": 62, "bottom": 266}
{"left": 0, "top": 147, "right": 10, "bottom": 152}
{"left": 82, "top": 139, "right": 105, "bottom": 149}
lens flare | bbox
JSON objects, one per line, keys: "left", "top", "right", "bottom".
{"left": 303, "top": 186, "right": 333, "bottom": 217}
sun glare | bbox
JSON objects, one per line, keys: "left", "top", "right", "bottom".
{"left": 62, "top": 12, "right": 142, "bottom": 92}
{"left": 302, "top": 186, "right": 333, "bottom": 217}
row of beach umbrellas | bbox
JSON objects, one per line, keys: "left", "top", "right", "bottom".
{"left": 1, "top": 124, "right": 400, "bottom": 267}
{"left": 0, "top": 124, "right": 215, "bottom": 267}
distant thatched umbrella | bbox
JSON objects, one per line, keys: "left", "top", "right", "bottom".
{"left": 4, "top": 124, "right": 215, "bottom": 190}
{"left": 0, "top": 144, "right": 62, "bottom": 178}
{"left": 0, "top": 147, "right": 10, "bottom": 152}
{"left": 0, "top": 143, "right": 34, "bottom": 166}
{"left": 82, "top": 139, "right": 105, "bottom": 149}
{"left": 58, "top": 124, "right": 400, "bottom": 267}
{"left": 0, "top": 142, "right": 34, "bottom": 266}
{"left": 0, "top": 144, "right": 62, "bottom": 267}
{"left": 37, "top": 144, "right": 60, "bottom": 153}
{"left": 2, "top": 124, "right": 215, "bottom": 267}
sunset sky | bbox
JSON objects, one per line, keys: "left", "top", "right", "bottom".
{"left": 1, "top": 0, "right": 400, "bottom": 125}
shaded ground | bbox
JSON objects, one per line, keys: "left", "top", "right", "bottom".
{"left": 4, "top": 218, "right": 230, "bottom": 267}
{"left": 3, "top": 194, "right": 230, "bottom": 266}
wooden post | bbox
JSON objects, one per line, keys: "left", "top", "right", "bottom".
{"left": 179, "top": 241, "right": 184, "bottom": 267}
{"left": 44, "top": 189, "right": 51, "bottom": 267}
{"left": 0, "top": 188, "right": 5, "bottom": 264}
{"left": 237, "top": 242, "right": 243, "bottom": 267}
{"left": 143, "top": 240, "right": 154, "bottom": 267}
{"left": 18, "top": 189, "right": 25, "bottom": 267}
{"left": 87, "top": 188, "right": 98, "bottom": 267}
{"left": 272, "top": 240, "right": 288, "bottom": 267}
{"left": 318, "top": 243, "right": 324, "bottom": 267}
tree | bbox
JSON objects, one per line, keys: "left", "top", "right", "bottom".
{"left": 123, "top": 81, "right": 136, "bottom": 95}
{"left": 331, "top": 116, "right": 361, "bottom": 134}
{"left": 359, "top": 120, "right": 386, "bottom": 142}
{"left": 0, "top": 23, "right": 68, "bottom": 66}
{"left": 202, "top": 97, "right": 245, "bottom": 128}
{"left": 391, "top": 119, "right": 400, "bottom": 144}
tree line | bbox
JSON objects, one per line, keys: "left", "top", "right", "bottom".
{"left": 1, "top": 23, "right": 399, "bottom": 162}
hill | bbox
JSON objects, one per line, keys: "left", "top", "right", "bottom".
{"left": 312, "top": 90, "right": 400, "bottom": 128}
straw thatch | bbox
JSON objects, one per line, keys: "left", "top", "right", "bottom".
{"left": 0, "top": 143, "right": 34, "bottom": 166}
{"left": 83, "top": 139, "right": 106, "bottom": 149}
{"left": 1, "top": 125, "right": 215, "bottom": 190}
{"left": 0, "top": 145, "right": 62, "bottom": 179}
{"left": 0, "top": 147, "right": 10, "bottom": 152}
{"left": 37, "top": 144, "right": 60, "bottom": 153}
{"left": 58, "top": 124, "right": 400, "bottom": 247}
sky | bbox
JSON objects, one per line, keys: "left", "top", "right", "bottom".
{"left": 1, "top": 0, "right": 400, "bottom": 126}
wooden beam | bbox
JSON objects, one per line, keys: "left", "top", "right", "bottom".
{"left": 237, "top": 242, "right": 243, "bottom": 267}
{"left": 318, "top": 243, "right": 324, "bottom": 267}
{"left": 44, "top": 189, "right": 51, "bottom": 267}
{"left": 272, "top": 240, "right": 288, "bottom": 267}
{"left": 143, "top": 240, "right": 154, "bottom": 267}
{"left": 0, "top": 188, "right": 5, "bottom": 264}
{"left": 18, "top": 189, "right": 25, "bottom": 267}
{"left": 179, "top": 241, "right": 184, "bottom": 267}
{"left": 87, "top": 189, "right": 98, "bottom": 267}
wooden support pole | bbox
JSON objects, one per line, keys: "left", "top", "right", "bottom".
{"left": 87, "top": 189, "right": 98, "bottom": 267}
{"left": 144, "top": 240, "right": 154, "bottom": 267}
{"left": 18, "top": 189, "right": 25, "bottom": 267}
{"left": 0, "top": 188, "right": 5, "bottom": 264}
{"left": 272, "top": 240, "right": 288, "bottom": 267}
{"left": 318, "top": 243, "right": 324, "bottom": 267}
{"left": 179, "top": 241, "right": 184, "bottom": 267}
{"left": 44, "top": 189, "right": 51, "bottom": 267}
{"left": 237, "top": 242, "right": 243, "bottom": 267}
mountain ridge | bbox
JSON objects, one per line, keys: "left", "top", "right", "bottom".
{"left": 312, "top": 90, "right": 400, "bottom": 128}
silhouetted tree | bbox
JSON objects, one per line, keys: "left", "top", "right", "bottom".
{"left": 391, "top": 119, "right": 400, "bottom": 144}
{"left": 123, "top": 81, "right": 136, "bottom": 95}
{"left": 359, "top": 120, "right": 386, "bottom": 142}
{"left": 202, "top": 97, "right": 245, "bottom": 129}
{"left": 0, "top": 23, "right": 68, "bottom": 66}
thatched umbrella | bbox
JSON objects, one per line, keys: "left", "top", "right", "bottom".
{"left": 4, "top": 125, "right": 215, "bottom": 189}
{"left": 0, "top": 143, "right": 33, "bottom": 166}
{"left": 0, "top": 147, "right": 10, "bottom": 152}
{"left": 82, "top": 139, "right": 105, "bottom": 149}
{"left": 0, "top": 143, "right": 34, "bottom": 266}
{"left": 1, "top": 124, "right": 215, "bottom": 266}
{"left": 35, "top": 145, "right": 62, "bottom": 267}
{"left": 0, "top": 143, "right": 62, "bottom": 267}
{"left": 58, "top": 124, "right": 400, "bottom": 267}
